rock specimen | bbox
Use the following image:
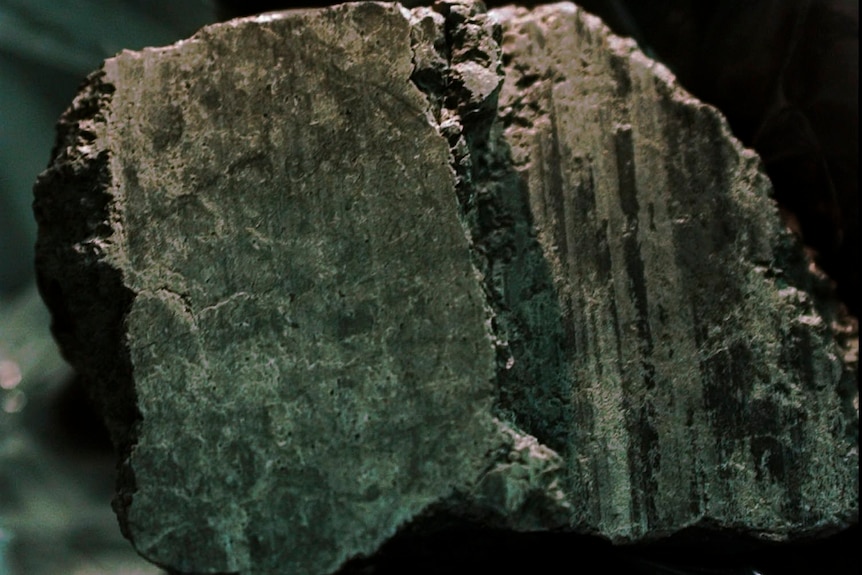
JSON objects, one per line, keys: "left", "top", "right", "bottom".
{"left": 33, "top": 1, "right": 857, "bottom": 573}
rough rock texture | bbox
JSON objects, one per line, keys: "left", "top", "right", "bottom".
{"left": 481, "top": 3, "right": 858, "bottom": 542}
{"left": 33, "top": 1, "right": 857, "bottom": 574}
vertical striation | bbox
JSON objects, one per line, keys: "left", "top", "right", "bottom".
{"left": 489, "top": 2, "right": 857, "bottom": 541}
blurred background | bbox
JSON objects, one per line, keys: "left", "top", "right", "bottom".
{"left": 0, "top": 1, "right": 857, "bottom": 574}
{"left": 1, "top": 2, "right": 216, "bottom": 573}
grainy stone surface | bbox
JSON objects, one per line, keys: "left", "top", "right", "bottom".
{"left": 33, "top": 1, "right": 857, "bottom": 573}
{"left": 32, "top": 3, "right": 553, "bottom": 573}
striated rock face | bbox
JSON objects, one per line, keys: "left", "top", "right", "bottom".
{"left": 33, "top": 1, "right": 857, "bottom": 573}
{"left": 484, "top": 3, "right": 857, "bottom": 542}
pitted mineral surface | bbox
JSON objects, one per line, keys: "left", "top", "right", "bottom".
{"left": 34, "top": 1, "right": 857, "bottom": 573}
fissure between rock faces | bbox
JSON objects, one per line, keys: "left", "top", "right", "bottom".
{"left": 406, "top": 1, "right": 576, "bottom": 457}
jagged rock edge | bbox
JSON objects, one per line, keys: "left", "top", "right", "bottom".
{"left": 402, "top": 0, "right": 574, "bottom": 529}
{"left": 32, "top": 69, "right": 143, "bottom": 543}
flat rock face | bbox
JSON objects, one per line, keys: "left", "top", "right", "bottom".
{"left": 34, "top": 4, "right": 513, "bottom": 573}
{"left": 33, "top": 1, "right": 857, "bottom": 574}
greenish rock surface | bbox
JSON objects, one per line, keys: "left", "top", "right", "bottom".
{"left": 33, "top": 1, "right": 857, "bottom": 573}
{"left": 478, "top": 3, "right": 858, "bottom": 542}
